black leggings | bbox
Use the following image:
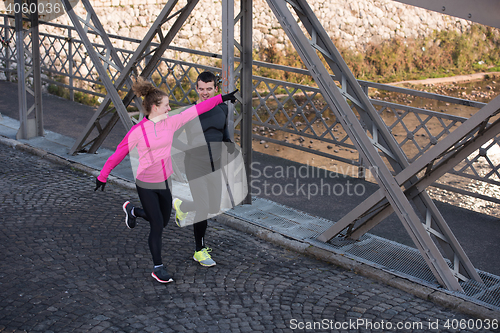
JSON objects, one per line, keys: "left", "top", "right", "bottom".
{"left": 136, "top": 180, "right": 172, "bottom": 266}
{"left": 193, "top": 220, "right": 207, "bottom": 252}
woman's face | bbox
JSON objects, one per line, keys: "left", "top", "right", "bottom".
{"left": 157, "top": 96, "right": 171, "bottom": 114}
{"left": 150, "top": 96, "right": 171, "bottom": 118}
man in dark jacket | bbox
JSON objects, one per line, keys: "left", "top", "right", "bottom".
{"left": 172, "top": 71, "right": 233, "bottom": 267}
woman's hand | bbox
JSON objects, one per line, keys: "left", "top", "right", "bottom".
{"left": 222, "top": 89, "right": 239, "bottom": 103}
{"left": 94, "top": 178, "right": 106, "bottom": 191}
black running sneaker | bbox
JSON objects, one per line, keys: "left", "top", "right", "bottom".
{"left": 151, "top": 265, "right": 173, "bottom": 283}
{"left": 122, "top": 201, "right": 137, "bottom": 229}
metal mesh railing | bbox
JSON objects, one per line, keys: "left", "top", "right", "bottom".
{"left": 1, "top": 13, "right": 499, "bottom": 205}
{"left": 228, "top": 197, "right": 500, "bottom": 310}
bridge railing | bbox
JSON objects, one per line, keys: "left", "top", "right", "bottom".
{"left": 1, "top": 13, "right": 498, "bottom": 207}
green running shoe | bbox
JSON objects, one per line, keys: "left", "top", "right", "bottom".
{"left": 172, "top": 198, "right": 187, "bottom": 227}
{"left": 193, "top": 248, "right": 216, "bottom": 267}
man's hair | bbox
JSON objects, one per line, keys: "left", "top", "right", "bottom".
{"left": 196, "top": 71, "right": 217, "bottom": 89}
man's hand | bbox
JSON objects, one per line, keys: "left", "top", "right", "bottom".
{"left": 94, "top": 178, "right": 106, "bottom": 191}
{"left": 225, "top": 141, "right": 236, "bottom": 155}
{"left": 222, "top": 89, "right": 239, "bottom": 104}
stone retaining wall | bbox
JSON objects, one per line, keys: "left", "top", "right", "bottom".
{"left": 1, "top": 0, "right": 473, "bottom": 61}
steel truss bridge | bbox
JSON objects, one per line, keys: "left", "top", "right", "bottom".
{"left": 1, "top": 0, "right": 500, "bottom": 294}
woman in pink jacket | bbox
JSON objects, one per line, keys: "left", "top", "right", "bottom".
{"left": 94, "top": 77, "right": 237, "bottom": 283}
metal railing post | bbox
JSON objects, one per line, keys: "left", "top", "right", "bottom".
{"left": 31, "top": 0, "right": 43, "bottom": 137}
{"left": 4, "top": 16, "right": 12, "bottom": 81}
{"left": 15, "top": 1, "right": 28, "bottom": 139}
{"left": 222, "top": 0, "right": 236, "bottom": 139}
{"left": 240, "top": 0, "right": 253, "bottom": 204}
{"left": 68, "top": 29, "right": 74, "bottom": 101}
{"left": 15, "top": 0, "right": 44, "bottom": 139}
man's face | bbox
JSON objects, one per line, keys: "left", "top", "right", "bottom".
{"left": 196, "top": 80, "right": 217, "bottom": 102}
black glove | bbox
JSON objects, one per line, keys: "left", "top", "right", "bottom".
{"left": 222, "top": 89, "right": 239, "bottom": 104}
{"left": 94, "top": 178, "right": 106, "bottom": 191}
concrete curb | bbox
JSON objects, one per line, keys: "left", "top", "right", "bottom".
{"left": 2, "top": 135, "right": 500, "bottom": 321}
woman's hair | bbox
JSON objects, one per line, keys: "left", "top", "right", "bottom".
{"left": 132, "top": 76, "right": 168, "bottom": 115}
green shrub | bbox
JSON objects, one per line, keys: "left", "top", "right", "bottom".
{"left": 252, "top": 24, "right": 500, "bottom": 84}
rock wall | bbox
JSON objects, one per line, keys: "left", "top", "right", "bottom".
{"left": 2, "top": 0, "right": 473, "bottom": 60}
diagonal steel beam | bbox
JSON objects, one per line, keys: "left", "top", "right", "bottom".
{"left": 346, "top": 118, "right": 500, "bottom": 283}
{"left": 285, "top": 0, "right": 485, "bottom": 286}
{"left": 395, "top": 96, "right": 500, "bottom": 188}
{"left": 319, "top": 96, "right": 500, "bottom": 239}
{"left": 347, "top": 96, "right": 500, "bottom": 239}
{"left": 352, "top": 121, "right": 500, "bottom": 237}
{"left": 319, "top": 96, "right": 500, "bottom": 284}
{"left": 266, "top": 0, "right": 476, "bottom": 291}
{"left": 62, "top": 0, "right": 133, "bottom": 136}
{"left": 287, "top": 0, "right": 449, "bottom": 202}
{"left": 68, "top": 0, "right": 199, "bottom": 155}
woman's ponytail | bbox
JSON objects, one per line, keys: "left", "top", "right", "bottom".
{"left": 132, "top": 76, "right": 168, "bottom": 115}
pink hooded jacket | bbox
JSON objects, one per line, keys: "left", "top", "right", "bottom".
{"left": 97, "top": 95, "right": 223, "bottom": 184}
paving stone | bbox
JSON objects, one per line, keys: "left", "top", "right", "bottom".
{"left": 0, "top": 143, "right": 496, "bottom": 332}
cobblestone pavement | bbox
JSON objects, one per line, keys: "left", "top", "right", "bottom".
{"left": 0, "top": 143, "right": 498, "bottom": 332}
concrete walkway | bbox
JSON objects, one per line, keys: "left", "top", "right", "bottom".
{"left": 389, "top": 72, "right": 500, "bottom": 86}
